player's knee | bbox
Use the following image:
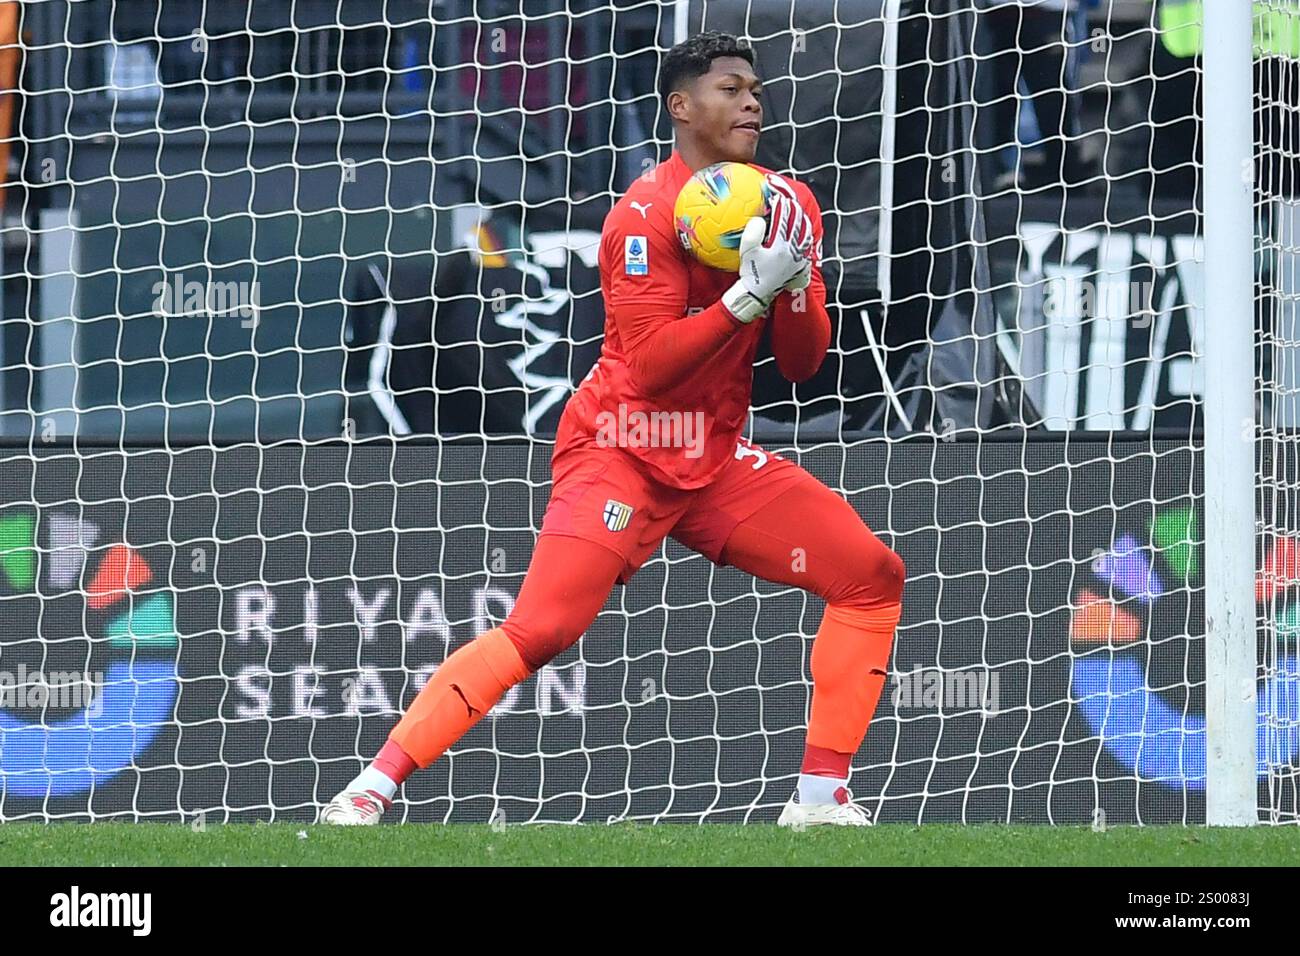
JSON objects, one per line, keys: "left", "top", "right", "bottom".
{"left": 840, "top": 543, "right": 905, "bottom": 608}
{"left": 877, "top": 547, "right": 906, "bottom": 605}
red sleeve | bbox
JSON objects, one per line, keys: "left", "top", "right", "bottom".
{"left": 769, "top": 183, "right": 830, "bottom": 383}
{"left": 601, "top": 206, "right": 743, "bottom": 396}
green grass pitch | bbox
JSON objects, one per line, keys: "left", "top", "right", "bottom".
{"left": 1, "top": 823, "right": 1297, "bottom": 866}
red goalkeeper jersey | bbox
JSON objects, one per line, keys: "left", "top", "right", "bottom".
{"left": 554, "top": 150, "right": 830, "bottom": 490}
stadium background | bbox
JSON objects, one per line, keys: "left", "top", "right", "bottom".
{"left": 2, "top": 438, "right": 1264, "bottom": 825}
{"left": 2, "top": 0, "right": 1296, "bottom": 825}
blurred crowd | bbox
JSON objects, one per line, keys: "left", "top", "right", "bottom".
{"left": 970, "top": 0, "right": 1300, "bottom": 200}
{"left": 973, "top": 0, "right": 1099, "bottom": 191}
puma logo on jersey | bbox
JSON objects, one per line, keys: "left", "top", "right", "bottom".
{"left": 630, "top": 201, "right": 653, "bottom": 219}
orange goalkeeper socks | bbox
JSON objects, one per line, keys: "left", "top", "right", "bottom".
{"left": 805, "top": 601, "right": 901, "bottom": 756}
{"left": 378, "top": 605, "right": 896, "bottom": 789}
{"left": 388, "top": 627, "right": 534, "bottom": 768}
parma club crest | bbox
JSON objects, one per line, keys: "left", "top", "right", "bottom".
{"left": 602, "top": 499, "right": 633, "bottom": 532}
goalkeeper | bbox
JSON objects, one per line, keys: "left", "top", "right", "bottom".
{"left": 323, "top": 31, "right": 905, "bottom": 827}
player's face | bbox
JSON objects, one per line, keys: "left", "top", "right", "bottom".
{"left": 686, "top": 57, "right": 763, "bottom": 164}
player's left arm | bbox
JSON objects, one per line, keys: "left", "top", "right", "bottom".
{"left": 768, "top": 180, "right": 831, "bottom": 383}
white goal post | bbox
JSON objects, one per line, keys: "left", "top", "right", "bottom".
{"left": 1201, "top": 0, "right": 1256, "bottom": 828}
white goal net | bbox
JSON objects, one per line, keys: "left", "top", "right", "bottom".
{"left": 0, "top": 0, "right": 1295, "bottom": 825}
{"left": 1255, "top": 0, "right": 1300, "bottom": 825}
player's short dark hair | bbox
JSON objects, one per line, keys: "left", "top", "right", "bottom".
{"left": 658, "top": 31, "right": 756, "bottom": 109}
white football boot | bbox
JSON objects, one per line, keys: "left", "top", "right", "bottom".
{"left": 319, "top": 788, "right": 392, "bottom": 825}
{"left": 777, "top": 786, "right": 873, "bottom": 828}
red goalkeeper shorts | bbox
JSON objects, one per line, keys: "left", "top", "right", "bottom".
{"left": 539, "top": 432, "right": 809, "bottom": 583}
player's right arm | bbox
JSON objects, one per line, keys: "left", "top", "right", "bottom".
{"left": 601, "top": 206, "right": 745, "bottom": 396}
{"left": 602, "top": 196, "right": 812, "bottom": 397}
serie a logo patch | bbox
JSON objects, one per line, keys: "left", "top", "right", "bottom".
{"left": 603, "top": 499, "right": 634, "bottom": 532}
{"left": 624, "top": 236, "right": 648, "bottom": 275}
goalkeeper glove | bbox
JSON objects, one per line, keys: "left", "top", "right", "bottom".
{"left": 764, "top": 174, "right": 814, "bottom": 293}
{"left": 722, "top": 193, "right": 815, "bottom": 324}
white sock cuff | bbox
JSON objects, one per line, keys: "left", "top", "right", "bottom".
{"left": 353, "top": 765, "right": 399, "bottom": 801}
{"left": 797, "top": 771, "right": 847, "bottom": 806}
